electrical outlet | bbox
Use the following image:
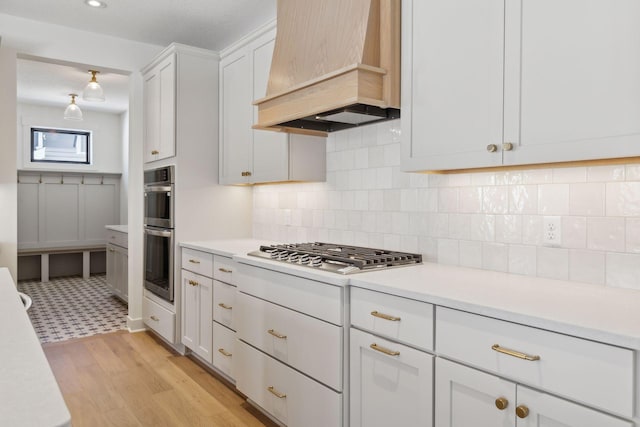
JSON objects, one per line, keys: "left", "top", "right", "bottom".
{"left": 543, "top": 216, "right": 562, "bottom": 247}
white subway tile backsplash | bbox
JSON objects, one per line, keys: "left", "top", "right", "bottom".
{"left": 561, "top": 216, "right": 587, "bottom": 249}
{"left": 606, "top": 182, "right": 640, "bottom": 216}
{"left": 508, "top": 245, "right": 537, "bottom": 276}
{"left": 537, "top": 247, "right": 569, "bottom": 280}
{"left": 569, "top": 250, "right": 605, "bottom": 285}
{"left": 552, "top": 167, "right": 587, "bottom": 183}
{"left": 538, "top": 184, "right": 570, "bottom": 215}
{"left": 587, "top": 165, "right": 625, "bottom": 182}
{"left": 459, "top": 240, "right": 482, "bottom": 268}
{"left": 252, "top": 120, "right": 640, "bottom": 289}
{"left": 482, "top": 186, "right": 509, "bottom": 214}
{"left": 569, "top": 183, "right": 605, "bottom": 216}
{"left": 606, "top": 252, "right": 640, "bottom": 290}
{"left": 482, "top": 243, "right": 508, "bottom": 272}
{"left": 587, "top": 217, "right": 625, "bottom": 252}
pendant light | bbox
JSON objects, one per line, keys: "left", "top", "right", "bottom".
{"left": 83, "top": 70, "right": 105, "bottom": 102}
{"left": 64, "top": 94, "right": 83, "bottom": 121}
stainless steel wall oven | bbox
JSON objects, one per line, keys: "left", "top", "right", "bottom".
{"left": 144, "top": 165, "right": 175, "bottom": 302}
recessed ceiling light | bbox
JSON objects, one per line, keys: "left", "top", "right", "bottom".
{"left": 85, "top": 0, "right": 107, "bottom": 8}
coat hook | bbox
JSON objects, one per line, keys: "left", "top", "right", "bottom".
{"left": 17, "top": 175, "right": 20, "bottom": 184}
{"left": 61, "top": 174, "right": 64, "bottom": 184}
{"left": 101, "top": 176, "right": 104, "bottom": 185}
{"left": 39, "top": 174, "right": 42, "bottom": 184}
{"left": 81, "top": 175, "right": 84, "bottom": 185}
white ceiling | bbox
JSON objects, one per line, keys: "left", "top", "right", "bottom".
{"left": 5, "top": 0, "right": 277, "bottom": 114}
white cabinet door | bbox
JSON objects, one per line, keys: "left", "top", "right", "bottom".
{"left": 516, "top": 386, "right": 633, "bottom": 427}
{"left": 119, "top": 247, "right": 128, "bottom": 303}
{"left": 219, "top": 51, "right": 252, "bottom": 185}
{"left": 435, "top": 358, "right": 515, "bottom": 427}
{"left": 106, "top": 243, "right": 117, "bottom": 295}
{"left": 181, "top": 270, "right": 213, "bottom": 364}
{"left": 252, "top": 37, "right": 290, "bottom": 183}
{"left": 143, "top": 53, "right": 176, "bottom": 163}
{"left": 350, "top": 328, "right": 433, "bottom": 427}
{"left": 402, "top": 0, "right": 505, "bottom": 172}
{"left": 503, "top": 0, "right": 640, "bottom": 166}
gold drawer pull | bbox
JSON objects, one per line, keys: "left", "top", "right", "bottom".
{"left": 218, "top": 267, "right": 233, "bottom": 273}
{"left": 218, "top": 348, "right": 232, "bottom": 357}
{"left": 371, "top": 311, "right": 401, "bottom": 322}
{"left": 516, "top": 405, "right": 529, "bottom": 419}
{"left": 151, "top": 150, "right": 159, "bottom": 155}
{"left": 267, "top": 386, "right": 286, "bottom": 399}
{"left": 370, "top": 343, "right": 400, "bottom": 357}
{"left": 267, "top": 329, "right": 287, "bottom": 339}
{"left": 188, "top": 259, "right": 201, "bottom": 264}
{"left": 188, "top": 279, "right": 199, "bottom": 286}
{"left": 492, "top": 344, "right": 540, "bottom": 361}
{"left": 495, "top": 397, "right": 509, "bottom": 410}
{"left": 149, "top": 315, "right": 159, "bottom": 322}
{"left": 218, "top": 303, "right": 232, "bottom": 310}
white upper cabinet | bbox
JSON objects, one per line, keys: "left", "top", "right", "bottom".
{"left": 219, "top": 26, "right": 326, "bottom": 185}
{"left": 402, "top": 0, "right": 640, "bottom": 172}
{"left": 143, "top": 53, "right": 176, "bottom": 163}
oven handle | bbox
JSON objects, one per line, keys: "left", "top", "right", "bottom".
{"left": 144, "top": 227, "right": 173, "bottom": 238}
{"left": 144, "top": 185, "right": 173, "bottom": 193}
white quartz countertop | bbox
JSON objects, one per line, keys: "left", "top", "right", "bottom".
{"left": 105, "top": 224, "right": 128, "bottom": 233}
{"left": 181, "top": 240, "right": 640, "bottom": 350}
{"left": 0, "top": 268, "right": 71, "bottom": 427}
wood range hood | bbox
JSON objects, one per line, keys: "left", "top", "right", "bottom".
{"left": 254, "top": 0, "right": 400, "bottom": 135}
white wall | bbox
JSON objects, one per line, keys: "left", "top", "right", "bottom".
{"left": 1, "top": 12, "right": 163, "bottom": 326}
{"left": 120, "top": 110, "right": 129, "bottom": 224}
{"left": 253, "top": 119, "right": 640, "bottom": 292}
{"left": 17, "top": 102, "right": 124, "bottom": 173}
{"left": 0, "top": 48, "right": 18, "bottom": 280}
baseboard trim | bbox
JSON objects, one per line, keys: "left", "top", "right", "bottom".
{"left": 127, "top": 316, "right": 146, "bottom": 332}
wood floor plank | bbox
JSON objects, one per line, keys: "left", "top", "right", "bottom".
{"left": 43, "top": 331, "right": 278, "bottom": 427}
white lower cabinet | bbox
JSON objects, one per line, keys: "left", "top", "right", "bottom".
{"left": 435, "top": 357, "right": 632, "bottom": 427}
{"left": 143, "top": 296, "right": 176, "bottom": 343}
{"left": 181, "top": 270, "right": 213, "bottom": 364}
{"left": 212, "top": 322, "right": 235, "bottom": 379}
{"left": 106, "top": 242, "right": 128, "bottom": 303}
{"left": 235, "top": 340, "right": 342, "bottom": 427}
{"left": 350, "top": 328, "right": 433, "bottom": 427}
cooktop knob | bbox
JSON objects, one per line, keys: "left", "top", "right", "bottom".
{"left": 310, "top": 256, "right": 323, "bottom": 267}
{"left": 299, "top": 254, "right": 310, "bottom": 264}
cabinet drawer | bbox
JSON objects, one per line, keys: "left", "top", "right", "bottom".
{"left": 106, "top": 229, "right": 127, "bottom": 249}
{"left": 436, "top": 307, "right": 634, "bottom": 417}
{"left": 237, "top": 263, "right": 343, "bottom": 325}
{"left": 237, "top": 292, "right": 343, "bottom": 391}
{"left": 212, "top": 322, "right": 235, "bottom": 381}
{"left": 213, "top": 256, "right": 237, "bottom": 284}
{"left": 143, "top": 296, "right": 175, "bottom": 343}
{"left": 213, "top": 280, "right": 236, "bottom": 331}
{"left": 351, "top": 287, "right": 434, "bottom": 352}
{"left": 182, "top": 248, "right": 214, "bottom": 277}
{"left": 235, "top": 340, "right": 342, "bottom": 427}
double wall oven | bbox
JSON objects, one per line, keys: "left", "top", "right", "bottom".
{"left": 144, "top": 165, "right": 175, "bottom": 302}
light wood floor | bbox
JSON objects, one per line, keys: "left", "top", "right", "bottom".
{"left": 43, "top": 330, "right": 279, "bottom": 427}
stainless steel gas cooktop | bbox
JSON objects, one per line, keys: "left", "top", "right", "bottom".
{"left": 248, "top": 242, "right": 422, "bottom": 274}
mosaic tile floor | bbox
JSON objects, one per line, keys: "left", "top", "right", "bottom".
{"left": 17, "top": 274, "right": 127, "bottom": 344}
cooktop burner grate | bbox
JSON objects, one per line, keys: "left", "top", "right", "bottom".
{"left": 248, "top": 242, "right": 422, "bottom": 274}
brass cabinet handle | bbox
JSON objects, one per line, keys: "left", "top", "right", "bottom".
{"left": 486, "top": 144, "right": 498, "bottom": 152}
{"left": 495, "top": 397, "right": 509, "bottom": 410}
{"left": 267, "top": 386, "right": 286, "bottom": 399}
{"left": 241, "top": 171, "right": 253, "bottom": 177}
{"left": 503, "top": 142, "right": 514, "bottom": 151}
{"left": 218, "top": 267, "right": 233, "bottom": 273}
{"left": 188, "top": 279, "right": 199, "bottom": 286}
{"left": 188, "top": 259, "right": 201, "bottom": 264}
{"left": 151, "top": 150, "right": 159, "bottom": 155}
{"left": 370, "top": 311, "right": 401, "bottom": 322}
{"left": 218, "top": 348, "right": 232, "bottom": 357}
{"left": 267, "top": 329, "right": 287, "bottom": 339}
{"left": 492, "top": 344, "right": 540, "bottom": 361}
{"left": 218, "top": 303, "right": 232, "bottom": 310}
{"left": 149, "top": 315, "right": 159, "bottom": 321}
{"left": 516, "top": 405, "right": 529, "bottom": 419}
{"left": 370, "top": 343, "right": 400, "bottom": 356}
